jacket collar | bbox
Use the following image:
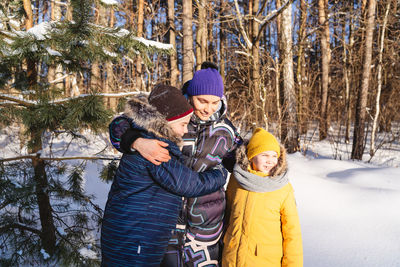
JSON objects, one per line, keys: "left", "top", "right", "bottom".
{"left": 232, "top": 138, "right": 289, "bottom": 192}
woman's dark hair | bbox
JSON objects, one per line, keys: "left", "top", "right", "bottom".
{"left": 201, "top": 61, "right": 218, "bottom": 70}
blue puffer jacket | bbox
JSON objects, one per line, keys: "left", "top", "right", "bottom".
{"left": 109, "top": 97, "right": 242, "bottom": 244}
{"left": 101, "top": 96, "right": 227, "bottom": 267}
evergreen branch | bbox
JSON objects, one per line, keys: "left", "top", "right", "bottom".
{"left": 0, "top": 94, "right": 35, "bottom": 107}
{"left": 0, "top": 156, "right": 119, "bottom": 162}
{"left": 0, "top": 92, "right": 145, "bottom": 107}
{"left": 0, "top": 223, "right": 41, "bottom": 235}
{"left": 51, "top": 92, "right": 146, "bottom": 104}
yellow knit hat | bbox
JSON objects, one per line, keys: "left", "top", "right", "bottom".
{"left": 247, "top": 128, "right": 281, "bottom": 160}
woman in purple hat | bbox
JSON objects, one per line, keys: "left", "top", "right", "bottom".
{"left": 109, "top": 64, "right": 242, "bottom": 266}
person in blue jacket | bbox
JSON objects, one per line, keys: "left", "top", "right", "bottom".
{"left": 101, "top": 85, "right": 227, "bottom": 267}
{"left": 108, "top": 64, "right": 243, "bottom": 266}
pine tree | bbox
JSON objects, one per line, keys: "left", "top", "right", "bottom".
{"left": 0, "top": 0, "right": 171, "bottom": 265}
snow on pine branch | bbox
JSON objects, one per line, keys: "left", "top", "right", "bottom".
{"left": 8, "top": 21, "right": 172, "bottom": 53}
{"left": 0, "top": 94, "right": 36, "bottom": 106}
{"left": 100, "top": 0, "right": 119, "bottom": 6}
{"left": 0, "top": 92, "right": 146, "bottom": 106}
{"left": 51, "top": 92, "right": 147, "bottom": 104}
{"left": 132, "top": 37, "right": 174, "bottom": 51}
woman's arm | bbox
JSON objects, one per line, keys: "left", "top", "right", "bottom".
{"left": 147, "top": 158, "right": 228, "bottom": 198}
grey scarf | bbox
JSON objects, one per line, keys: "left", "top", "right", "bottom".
{"left": 232, "top": 164, "right": 289, "bottom": 193}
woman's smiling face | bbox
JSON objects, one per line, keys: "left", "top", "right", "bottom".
{"left": 190, "top": 95, "right": 221, "bottom": 121}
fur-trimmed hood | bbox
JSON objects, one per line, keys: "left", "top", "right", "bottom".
{"left": 123, "top": 95, "right": 183, "bottom": 146}
{"left": 232, "top": 139, "right": 289, "bottom": 193}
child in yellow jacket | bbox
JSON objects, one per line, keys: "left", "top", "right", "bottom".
{"left": 222, "top": 128, "right": 303, "bottom": 267}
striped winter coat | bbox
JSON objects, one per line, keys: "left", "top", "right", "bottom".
{"left": 101, "top": 96, "right": 227, "bottom": 267}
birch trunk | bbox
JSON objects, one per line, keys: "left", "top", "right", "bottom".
{"left": 318, "top": 0, "right": 331, "bottom": 140}
{"left": 251, "top": 0, "right": 260, "bottom": 123}
{"left": 168, "top": 0, "right": 179, "bottom": 86}
{"left": 196, "top": 0, "right": 207, "bottom": 69}
{"left": 351, "top": 0, "right": 377, "bottom": 160}
{"left": 370, "top": 0, "right": 390, "bottom": 157}
{"left": 182, "top": 0, "right": 194, "bottom": 83}
{"left": 296, "top": 0, "right": 307, "bottom": 134}
{"left": 279, "top": 1, "right": 299, "bottom": 152}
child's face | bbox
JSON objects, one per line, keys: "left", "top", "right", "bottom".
{"left": 169, "top": 115, "right": 191, "bottom": 137}
{"left": 251, "top": 151, "right": 279, "bottom": 174}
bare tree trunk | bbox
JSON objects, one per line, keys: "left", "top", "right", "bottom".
{"left": 23, "top": 0, "right": 56, "bottom": 254}
{"left": 250, "top": 0, "right": 260, "bottom": 123}
{"left": 370, "top": 0, "right": 390, "bottom": 157}
{"left": 343, "top": 12, "right": 351, "bottom": 144}
{"left": 31, "top": 155, "right": 56, "bottom": 255}
{"left": 66, "top": 0, "right": 73, "bottom": 20}
{"left": 196, "top": 0, "right": 207, "bottom": 70}
{"left": 219, "top": 0, "right": 226, "bottom": 83}
{"left": 296, "top": 0, "right": 307, "bottom": 134}
{"left": 351, "top": 0, "right": 376, "bottom": 160}
{"left": 279, "top": 1, "right": 299, "bottom": 152}
{"left": 66, "top": 0, "right": 76, "bottom": 97}
{"left": 130, "top": 3, "right": 136, "bottom": 87}
{"left": 275, "top": 57, "right": 282, "bottom": 137}
{"left": 48, "top": 0, "right": 64, "bottom": 94}
{"left": 107, "top": 9, "right": 117, "bottom": 109}
{"left": 182, "top": 0, "right": 194, "bottom": 83}
{"left": 91, "top": 4, "right": 107, "bottom": 94}
{"left": 345, "top": 1, "right": 356, "bottom": 143}
{"left": 23, "top": 0, "right": 36, "bottom": 88}
{"left": 318, "top": 0, "right": 331, "bottom": 140}
{"left": 136, "top": 0, "right": 144, "bottom": 90}
{"left": 168, "top": 0, "right": 179, "bottom": 86}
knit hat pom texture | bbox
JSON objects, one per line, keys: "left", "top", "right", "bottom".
{"left": 187, "top": 68, "right": 224, "bottom": 98}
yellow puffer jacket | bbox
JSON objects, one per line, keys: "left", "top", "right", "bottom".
{"left": 222, "top": 145, "right": 303, "bottom": 267}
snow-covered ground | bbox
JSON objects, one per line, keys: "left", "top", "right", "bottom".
{"left": 289, "top": 152, "right": 400, "bottom": 267}
{"left": 1, "top": 125, "right": 400, "bottom": 266}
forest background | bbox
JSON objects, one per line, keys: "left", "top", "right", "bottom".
{"left": 0, "top": 0, "right": 399, "bottom": 265}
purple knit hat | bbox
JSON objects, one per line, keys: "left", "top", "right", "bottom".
{"left": 186, "top": 68, "right": 224, "bottom": 98}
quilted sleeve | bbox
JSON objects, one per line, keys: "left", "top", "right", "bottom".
{"left": 148, "top": 159, "right": 227, "bottom": 198}
{"left": 109, "top": 115, "right": 142, "bottom": 154}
